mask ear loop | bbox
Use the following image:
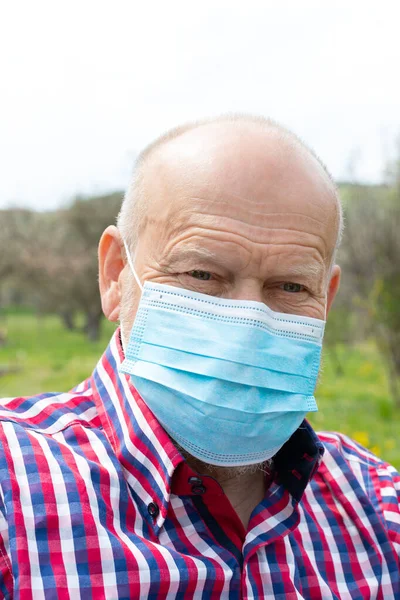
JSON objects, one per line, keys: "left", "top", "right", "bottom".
{"left": 120, "top": 239, "right": 143, "bottom": 353}
{"left": 123, "top": 239, "right": 143, "bottom": 292}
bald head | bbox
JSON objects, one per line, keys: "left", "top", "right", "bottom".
{"left": 117, "top": 115, "right": 343, "bottom": 262}
{"left": 100, "top": 113, "right": 341, "bottom": 345}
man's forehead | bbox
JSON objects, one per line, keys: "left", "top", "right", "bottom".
{"left": 140, "top": 121, "right": 340, "bottom": 259}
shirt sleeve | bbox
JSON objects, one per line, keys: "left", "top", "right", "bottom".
{"left": 0, "top": 500, "right": 13, "bottom": 599}
{"left": 377, "top": 462, "right": 400, "bottom": 556}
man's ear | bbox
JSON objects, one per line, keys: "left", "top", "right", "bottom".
{"left": 98, "top": 226, "right": 125, "bottom": 322}
{"left": 326, "top": 264, "right": 341, "bottom": 316}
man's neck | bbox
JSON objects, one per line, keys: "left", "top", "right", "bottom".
{"left": 185, "top": 455, "right": 272, "bottom": 530}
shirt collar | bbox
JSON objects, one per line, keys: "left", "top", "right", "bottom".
{"left": 273, "top": 421, "right": 325, "bottom": 502}
{"left": 90, "top": 329, "right": 324, "bottom": 528}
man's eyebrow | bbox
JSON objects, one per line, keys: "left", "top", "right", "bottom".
{"left": 166, "top": 247, "right": 224, "bottom": 266}
{"left": 279, "top": 262, "right": 325, "bottom": 281}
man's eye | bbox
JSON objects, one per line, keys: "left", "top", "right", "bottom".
{"left": 282, "top": 282, "right": 304, "bottom": 293}
{"left": 187, "top": 270, "right": 212, "bottom": 281}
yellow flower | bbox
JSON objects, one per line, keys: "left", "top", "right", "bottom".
{"left": 357, "top": 362, "right": 374, "bottom": 376}
{"left": 352, "top": 431, "right": 370, "bottom": 448}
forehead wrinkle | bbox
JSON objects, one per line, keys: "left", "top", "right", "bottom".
{"left": 190, "top": 194, "right": 331, "bottom": 226}
{"left": 170, "top": 218, "right": 330, "bottom": 266}
{"left": 187, "top": 195, "right": 333, "bottom": 238}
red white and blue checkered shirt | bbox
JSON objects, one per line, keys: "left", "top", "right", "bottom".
{"left": 0, "top": 329, "right": 399, "bottom": 599}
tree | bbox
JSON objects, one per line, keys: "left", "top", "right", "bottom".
{"left": 343, "top": 182, "right": 400, "bottom": 406}
{"left": 60, "top": 193, "right": 122, "bottom": 340}
{"left": 0, "top": 192, "right": 123, "bottom": 342}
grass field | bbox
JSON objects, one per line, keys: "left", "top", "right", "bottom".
{"left": 0, "top": 311, "right": 399, "bottom": 470}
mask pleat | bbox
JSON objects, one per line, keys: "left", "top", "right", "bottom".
{"left": 126, "top": 361, "right": 318, "bottom": 414}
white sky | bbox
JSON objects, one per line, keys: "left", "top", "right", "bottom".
{"left": 1, "top": 0, "right": 400, "bottom": 210}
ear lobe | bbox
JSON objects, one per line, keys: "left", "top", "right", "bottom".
{"left": 326, "top": 264, "right": 341, "bottom": 316}
{"left": 98, "top": 226, "right": 125, "bottom": 322}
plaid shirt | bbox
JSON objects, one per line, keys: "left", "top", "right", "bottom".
{"left": 0, "top": 330, "right": 399, "bottom": 599}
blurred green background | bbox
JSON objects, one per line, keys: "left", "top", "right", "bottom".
{"left": 0, "top": 181, "right": 399, "bottom": 470}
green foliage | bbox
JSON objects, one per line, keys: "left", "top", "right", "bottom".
{"left": 0, "top": 311, "right": 399, "bottom": 470}
{"left": 311, "top": 342, "right": 400, "bottom": 469}
{"left": 341, "top": 186, "right": 400, "bottom": 406}
{"left": 0, "top": 312, "right": 115, "bottom": 395}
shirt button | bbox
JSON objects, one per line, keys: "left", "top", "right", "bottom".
{"left": 191, "top": 484, "right": 206, "bottom": 495}
{"left": 147, "top": 502, "right": 160, "bottom": 518}
{"left": 188, "top": 476, "right": 202, "bottom": 485}
{"left": 188, "top": 476, "right": 206, "bottom": 495}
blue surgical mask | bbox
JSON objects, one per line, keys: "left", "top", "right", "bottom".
{"left": 120, "top": 243, "right": 325, "bottom": 467}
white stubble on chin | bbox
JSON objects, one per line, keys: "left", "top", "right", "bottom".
{"left": 173, "top": 438, "right": 273, "bottom": 479}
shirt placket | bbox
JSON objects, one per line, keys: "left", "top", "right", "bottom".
{"left": 241, "top": 482, "right": 301, "bottom": 598}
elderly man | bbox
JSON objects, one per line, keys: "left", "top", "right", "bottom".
{"left": 0, "top": 116, "right": 399, "bottom": 599}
